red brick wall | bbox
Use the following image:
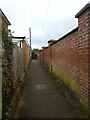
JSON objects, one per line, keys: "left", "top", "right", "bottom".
{"left": 51, "top": 27, "right": 88, "bottom": 102}
{"left": 76, "top": 8, "right": 90, "bottom": 105}
{"left": 51, "top": 29, "right": 79, "bottom": 81}
{"left": 43, "top": 47, "right": 50, "bottom": 64}
{"left": 37, "top": 47, "right": 50, "bottom": 65}
{"left": 37, "top": 3, "right": 90, "bottom": 109}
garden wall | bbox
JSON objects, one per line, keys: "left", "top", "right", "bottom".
{"left": 37, "top": 3, "right": 90, "bottom": 111}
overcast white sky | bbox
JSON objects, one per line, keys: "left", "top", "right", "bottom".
{"left": 0, "top": 0, "right": 89, "bottom": 49}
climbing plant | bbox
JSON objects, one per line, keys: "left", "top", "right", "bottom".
{"left": 2, "top": 28, "right": 15, "bottom": 118}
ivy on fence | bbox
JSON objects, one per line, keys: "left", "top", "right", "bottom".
{"left": 2, "top": 28, "right": 15, "bottom": 118}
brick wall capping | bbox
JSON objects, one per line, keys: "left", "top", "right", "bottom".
{"left": 48, "top": 39, "right": 56, "bottom": 46}
{"left": 51, "top": 27, "right": 78, "bottom": 46}
{"left": 42, "top": 46, "right": 47, "bottom": 50}
{"left": 41, "top": 27, "right": 78, "bottom": 49}
{"left": 0, "top": 9, "right": 11, "bottom": 25}
{"left": 75, "top": 2, "right": 90, "bottom": 18}
{"left": 48, "top": 39, "right": 56, "bottom": 43}
{"left": 42, "top": 46, "right": 48, "bottom": 50}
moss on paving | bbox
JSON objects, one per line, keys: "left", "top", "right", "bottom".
{"left": 40, "top": 62, "right": 88, "bottom": 117}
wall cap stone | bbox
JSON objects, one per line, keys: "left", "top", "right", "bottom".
{"left": 75, "top": 2, "right": 90, "bottom": 18}
{"left": 42, "top": 46, "right": 47, "bottom": 50}
{"left": 48, "top": 39, "right": 56, "bottom": 46}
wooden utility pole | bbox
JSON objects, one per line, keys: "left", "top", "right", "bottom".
{"left": 29, "top": 27, "right": 32, "bottom": 59}
{"left": 29, "top": 27, "right": 31, "bottom": 49}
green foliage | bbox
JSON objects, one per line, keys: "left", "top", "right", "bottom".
{"left": 2, "top": 28, "right": 15, "bottom": 118}
{"left": 32, "top": 48, "right": 39, "bottom": 59}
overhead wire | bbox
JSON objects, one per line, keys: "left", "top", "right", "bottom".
{"left": 30, "top": 0, "right": 51, "bottom": 47}
{"left": 28, "top": 0, "right": 33, "bottom": 46}
{"left": 42, "top": 0, "right": 50, "bottom": 31}
{"left": 30, "top": 0, "right": 33, "bottom": 27}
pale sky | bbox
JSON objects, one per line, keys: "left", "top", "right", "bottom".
{"left": 0, "top": 0, "right": 89, "bottom": 49}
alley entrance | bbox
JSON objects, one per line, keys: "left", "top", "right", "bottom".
{"left": 15, "top": 60, "right": 81, "bottom": 118}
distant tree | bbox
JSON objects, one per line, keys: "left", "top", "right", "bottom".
{"left": 32, "top": 48, "right": 39, "bottom": 59}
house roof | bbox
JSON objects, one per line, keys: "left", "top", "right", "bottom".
{"left": 12, "top": 36, "right": 26, "bottom": 43}
{"left": 12, "top": 36, "right": 25, "bottom": 40}
{"left": 0, "top": 9, "right": 11, "bottom": 25}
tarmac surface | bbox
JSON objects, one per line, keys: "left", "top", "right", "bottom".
{"left": 15, "top": 60, "right": 82, "bottom": 118}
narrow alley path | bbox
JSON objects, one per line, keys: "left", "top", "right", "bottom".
{"left": 15, "top": 60, "right": 81, "bottom": 118}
